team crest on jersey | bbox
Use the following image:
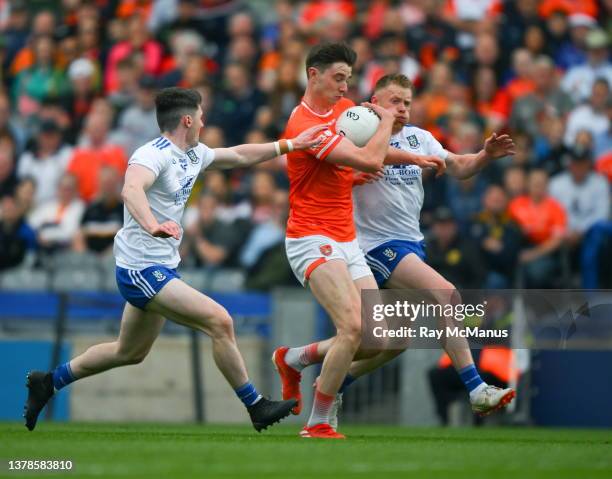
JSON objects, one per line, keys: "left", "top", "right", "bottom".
{"left": 187, "top": 149, "right": 199, "bottom": 164}
{"left": 319, "top": 244, "right": 333, "bottom": 256}
{"left": 407, "top": 134, "right": 420, "bottom": 149}
{"left": 152, "top": 270, "right": 166, "bottom": 282}
{"left": 382, "top": 248, "right": 397, "bottom": 261}
{"left": 179, "top": 157, "right": 188, "bottom": 171}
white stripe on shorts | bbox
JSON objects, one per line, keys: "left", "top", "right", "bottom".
{"left": 128, "top": 269, "right": 153, "bottom": 298}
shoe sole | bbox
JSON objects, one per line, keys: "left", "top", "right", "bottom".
{"left": 252, "top": 399, "right": 298, "bottom": 432}
{"left": 299, "top": 430, "right": 346, "bottom": 439}
{"left": 271, "top": 349, "right": 301, "bottom": 415}
{"left": 476, "top": 389, "right": 516, "bottom": 417}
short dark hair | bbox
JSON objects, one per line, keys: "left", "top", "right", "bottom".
{"left": 155, "top": 87, "right": 202, "bottom": 133}
{"left": 374, "top": 73, "right": 415, "bottom": 94}
{"left": 305, "top": 42, "right": 356, "bottom": 77}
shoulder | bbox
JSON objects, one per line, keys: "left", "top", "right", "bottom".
{"left": 132, "top": 139, "right": 167, "bottom": 160}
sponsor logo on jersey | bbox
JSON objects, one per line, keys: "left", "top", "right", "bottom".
{"left": 179, "top": 157, "right": 188, "bottom": 171}
{"left": 175, "top": 175, "right": 195, "bottom": 205}
{"left": 319, "top": 244, "right": 333, "bottom": 256}
{"left": 407, "top": 134, "right": 420, "bottom": 149}
{"left": 152, "top": 270, "right": 166, "bottom": 282}
{"left": 382, "top": 247, "right": 397, "bottom": 261}
{"left": 187, "top": 149, "right": 199, "bottom": 164}
{"left": 390, "top": 140, "right": 401, "bottom": 149}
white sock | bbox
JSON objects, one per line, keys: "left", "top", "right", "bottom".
{"left": 469, "top": 382, "right": 488, "bottom": 402}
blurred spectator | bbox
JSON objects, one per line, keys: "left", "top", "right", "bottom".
{"left": 564, "top": 78, "right": 610, "bottom": 147}
{"left": 242, "top": 190, "right": 297, "bottom": 290}
{"left": 561, "top": 29, "right": 612, "bottom": 102}
{"left": 0, "top": 91, "right": 25, "bottom": 154}
{"left": 510, "top": 55, "right": 573, "bottom": 138}
{"left": 509, "top": 169, "right": 567, "bottom": 288}
{"left": 29, "top": 173, "right": 84, "bottom": 253}
{"left": 503, "top": 166, "right": 527, "bottom": 199}
{"left": 554, "top": 13, "right": 597, "bottom": 70}
{"left": 249, "top": 170, "right": 278, "bottom": 224}
{"left": 0, "top": 194, "right": 36, "bottom": 271}
{"left": 2, "top": 1, "right": 29, "bottom": 74}
{"left": 73, "top": 166, "right": 124, "bottom": 255}
{"left": 63, "top": 57, "right": 99, "bottom": 134}
{"left": 0, "top": 133, "right": 17, "bottom": 197}
{"left": 550, "top": 151, "right": 610, "bottom": 249}
{"left": 426, "top": 207, "right": 485, "bottom": 289}
{"left": 14, "top": 176, "right": 36, "bottom": 217}
{"left": 471, "top": 185, "right": 522, "bottom": 288}
{"left": 105, "top": 14, "right": 163, "bottom": 93}
{"left": 208, "top": 62, "right": 266, "bottom": 145}
{"left": 268, "top": 59, "right": 304, "bottom": 128}
{"left": 11, "top": 35, "right": 69, "bottom": 118}
{"left": 115, "top": 75, "right": 159, "bottom": 155}
{"left": 184, "top": 192, "right": 246, "bottom": 269}
{"left": 108, "top": 56, "right": 140, "bottom": 112}
{"left": 533, "top": 115, "right": 570, "bottom": 175}
{"left": 9, "top": 9, "right": 57, "bottom": 76}
{"left": 471, "top": 66, "right": 508, "bottom": 134}
{"left": 67, "top": 110, "right": 128, "bottom": 202}
{"left": 593, "top": 102, "right": 612, "bottom": 160}
{"left": 501, "top": 48, "right": 535, "bottom": 109}
{"left": 17, "top": 119, "right": 72, "bottom": 208}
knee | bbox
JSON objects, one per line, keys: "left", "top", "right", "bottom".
{"left": 337, "top": 309, "right": 362, "bottom": 349}
{"left": 432, "top": 282, "right": 460, "bottom": 306}
{"left": 208, "top": 307, "right": 235, "bottom": 340}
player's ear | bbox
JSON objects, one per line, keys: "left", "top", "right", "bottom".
{"left": 307, "top": 66, "right": 318, "bottom": 80}
{"left": 371, "top": 94, "right": 378, "bottom": 104}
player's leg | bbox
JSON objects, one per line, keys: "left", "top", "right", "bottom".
{"left": 352, "top": 254, "right": 515, "bottom": 414}
{"left": 299, "top": 259, "right": 363, "bottom": 438}
{"left": 24, "top": 304, "right": 165, "bottom": 431}
{"left": 146, "top": 278, "right": 297, "bottom": 431}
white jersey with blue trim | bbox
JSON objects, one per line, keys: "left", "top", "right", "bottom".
{"left": 114, "top": 136, "right": 215, "bottom": 269}
{"left": 353, "top": 125, "right": 448, "bottom": 252}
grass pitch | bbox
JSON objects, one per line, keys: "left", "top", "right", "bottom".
{"left": 1, "top": 422, "right": 610, "bottom": 479}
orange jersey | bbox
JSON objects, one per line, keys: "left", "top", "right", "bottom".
{"left": 285, "top": 97, "right": 355, "bottom": 241}
{"left": 509, "top": 195, "right": 566, "bottom": 245}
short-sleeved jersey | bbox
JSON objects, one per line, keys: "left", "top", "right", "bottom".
{"left": 508, "top": 195, "right": 566, "bottom": 245}
{"left": 114, "top": 136, "right": 215, "bottom": 269}
{"left": 285, "top": 97, "right": 355, "bottom": 242}
{"left": 353, "top": 125, "right": 448, "bottom": 252}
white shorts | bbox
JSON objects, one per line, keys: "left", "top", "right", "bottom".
{"left": 285, "top": 235, "right": 373, "bottom": 286}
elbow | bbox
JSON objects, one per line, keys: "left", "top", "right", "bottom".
{"left": 121, "top": 183, "right": 136, "bottom": 203}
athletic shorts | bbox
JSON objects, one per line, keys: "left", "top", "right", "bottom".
{"left": 285, "top": 235, "right": 373, "bottom": 286}
{"left": 115, "top": 265, "right": 181, "bottom": 310}
{"left": 365, "top": 239, "right": 426, "bottom": 287}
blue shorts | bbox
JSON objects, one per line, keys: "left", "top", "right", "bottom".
{"left": 115, "top": 265, "right": 181, "bottom": 310}
{"left": 365, "top": 240, "right": 426, "bottom": 287}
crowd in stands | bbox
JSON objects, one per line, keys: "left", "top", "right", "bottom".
{"left": 0, "top": 0, "right": 610, "bottom": 290}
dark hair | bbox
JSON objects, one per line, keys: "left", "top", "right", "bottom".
{"left": 305, "top": 42, "right": 356, "bottom": 77}
{"left": 155, "top": 87, "right": 202, "bottom": 133}
{"left": 374, "top": 73, "right": 415, "bottom": 93}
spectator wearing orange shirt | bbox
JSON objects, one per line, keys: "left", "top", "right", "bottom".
{"left": 509, "top": 169, "right": 567, "bottom": 287}
{"left": 67, "top": 110, "right": 128, "bottom": 203}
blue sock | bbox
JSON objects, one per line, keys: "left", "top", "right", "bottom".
{"left": 235, "top": 382, "right": 262, "bottom": 407}
{"left": 339, "top": 374, "right": 356, "bottom": 394}
{"left": 52, "top": 362, "right": 76, "bottom": 391}
{"left": 458, "top": 364, "right": 484, "bottom": 393}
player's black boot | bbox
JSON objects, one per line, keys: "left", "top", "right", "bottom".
{"left": 24, "top": 371, "right": 54, "bottom": 431}
{"left": 247, "top": 397, "right": 298, "bottom": 432}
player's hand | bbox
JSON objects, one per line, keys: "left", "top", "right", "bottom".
{"left": 353, "top": 167, "right": 384, "bottom": 186}
{"left": 413, "top": 154, "right": 446, "bottom": 177}
{"left": 484, "top": 133, "right": 516, "bottom": 159}
{"left": 361, "top": 102, "right": 394, "bottom": 124}
{"left": 291, "top": 125, "right": 327, "bottom": 151}
{"left": 150, "top": 221, "right": 181, "bottom": 240}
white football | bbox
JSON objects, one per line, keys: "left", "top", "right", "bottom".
{"left": 335, "top": 106, "right": 380, "bottom": 147}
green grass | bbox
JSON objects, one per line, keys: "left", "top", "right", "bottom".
{"left": 1, "top": 422, "right": 611, "bottom": 479}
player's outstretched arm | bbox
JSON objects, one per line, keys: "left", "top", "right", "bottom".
{"left": 446, "top": 133, "right": 515, "bottom": 179}
{"left": 122, "top": 164, "right": 181, "bottom": 239}
{"left": 209, "top": 125, "right": 326, "bottom": 170}
{"left": 326, "top": 102, "right": 394, "bottom": 173}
